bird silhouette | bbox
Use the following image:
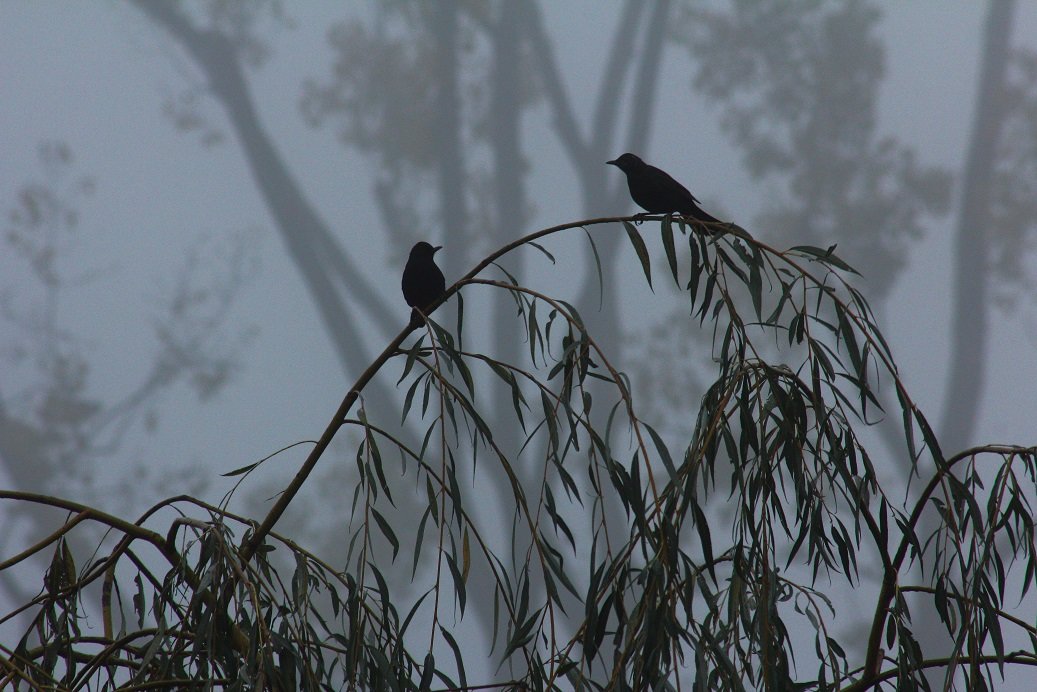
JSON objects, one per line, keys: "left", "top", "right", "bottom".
{"left": 402, "top": 241, "right": 446, "bottom": 325}
{"left": 607, "top": 152, "right": 721, "bottom": 226}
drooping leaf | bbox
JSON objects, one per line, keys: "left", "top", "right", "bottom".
{"left": 623, "top": 221, "right": 653, "bottom": 290}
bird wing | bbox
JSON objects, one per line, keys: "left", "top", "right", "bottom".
{"left": 646, "top": 164, "right": 701, "bottom": 205}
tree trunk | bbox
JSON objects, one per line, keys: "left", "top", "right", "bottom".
{"left": 131, "top": 1, "right": 399, "bottom": 381}
{"left": 940, "top": 0, "right": 1014, "bottom": 452}
{"left": 925, "top": 3, "right": 1015, "bottom": 687}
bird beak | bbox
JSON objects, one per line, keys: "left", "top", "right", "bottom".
{"left": 606, "top": 159, "right": 618, "bottom": 166}
{"left": 433, "top": 245, "right": 443, "bottom": 253}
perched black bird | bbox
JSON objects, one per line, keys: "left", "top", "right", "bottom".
{"left": 402, "top": 241, "right": 446, "bottom": 324}
{"left": 607, "top": 152, "right": 722, "bottom": 226}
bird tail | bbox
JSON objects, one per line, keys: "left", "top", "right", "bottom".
{"left": 683, "top": 206, "right": 724, "bottom": 234}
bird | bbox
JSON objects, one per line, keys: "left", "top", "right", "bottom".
{"left": 607, "top": 153, "right": 722, "bottom": 227}
{"left": 402, "top": 241, "right": 446, "bottom": 324}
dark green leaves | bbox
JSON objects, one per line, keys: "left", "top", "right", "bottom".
{"left": 787, "top": 244, "right": 860, "bottom": 274}
{"left": 661, "top": 215, "right": 680, "bottom": 287}
{"left": 624, "top": 221, "right": 653, "bottom": 290}
{"left": 8, "top": 216, "right": 1036, "bottom": 691}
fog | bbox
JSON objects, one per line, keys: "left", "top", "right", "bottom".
{"left": 2, "top": 1, "right": 1036, "bottom": 686}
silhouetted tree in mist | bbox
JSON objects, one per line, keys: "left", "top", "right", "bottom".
{"left": 8, "top": 0, "right": 1037, "bottom": 682}
{"left": 668, "top": 1, "right": 1037, "bottom": 687}
{"left": 3, "top": 214, "right": 1036, "bottom": 689}
{"left": 0, "top": 141, "right": 251, "bottom": 613}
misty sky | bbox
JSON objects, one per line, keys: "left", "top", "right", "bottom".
{"left": 4, "top": 3, "right": 1037, "bottom": 688}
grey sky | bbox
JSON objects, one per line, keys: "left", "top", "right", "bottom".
{"left": 1, "top": 1, "right": 1036, "bottom": 510}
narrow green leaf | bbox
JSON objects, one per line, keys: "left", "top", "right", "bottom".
{"left": 401, "top": 372, "right": 424, "bottom": 423}
{"left": 419, "top": 652, "right": 435, "bottom": 691}
{"left": 439, "top": 626, "right": 468, "bottom": 690}
{"left": 661, "top": 215, "right": 679, "bottom": 287}
{"left": 462, "top": 527, "right": 471, "bottom": 582}
{"left": 582, "top": 227, "right": 605, "bottom": 309}
{"left": 687, "top": 233, "right": 702, "bottom": 309}
{"left": 788, "top": 244, "right": 860, "bottom": 274}
{"left": 913, "top": 408, "right": 944, "bottom": 464}
{"left": 412, "top": 506, "right": 431, "bottom": 579}
{"left": 221, "top": 460, "right": 261, "bottom": 477}
{"left": 691, "top": 502, "right": 716, "bottom": 582}
{"left": 445, "top": 552, "right": 467, "bottom": 615}
{"left": 716, "top": 246, "right": 748, "bottom": 283}
{"left": 623, "top": 221, "right": 653, "bottom": 290}
{"left": 371, "top": 508, "right": 400, "bottom": 561}
{"left": 367, "top": 562, "right": 391, "bottom": 619}
{"left": 291, "top": 553, "right": 309, "bottom": 609}
{"left": 749, "top": 245, "right": 763, "bottom": 320}
{"left": 697, "top": 272, "right": 716, "bottom": 324}
{"left": 503, "top": 611, "right": 540, "bottom": 660}
{"left": 400, "top": 590, "right": 431, "bottom": 637}
{"left": 527, "top": 299, "right": 540, "bottom": 365}
{"left": 644, "top": 424, "right": 676, "bottom": 480}
{"left": 455, "top": 291, "right": 464, "bottom": 352}
{"left": 528, "top": 240, "right": 556, "bottom": 263}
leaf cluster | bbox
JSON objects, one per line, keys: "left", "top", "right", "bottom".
{"left": 1, "top": 216, "right": 1035, "bottom": 690}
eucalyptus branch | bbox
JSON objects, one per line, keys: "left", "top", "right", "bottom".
{"left": 843, "top": 652, "right": 1037, "bottom": 692}
{"left": 862, "top": 443, "right": 1037, "bottom": 682}
{"left": 3, "top": 207, "right": 1034, "bottom": 687}
{"left": 237, "top": 214, "right": 696, "bottom": 562}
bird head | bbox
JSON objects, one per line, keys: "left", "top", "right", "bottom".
{"left": 606, "top": 153, "right": 644, "bottom": 172}
{"left": 410, "top": 241, "right": 442, "bottom": 259}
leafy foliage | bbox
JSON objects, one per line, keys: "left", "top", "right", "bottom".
{"left": 1, "top": 217, "right": 1035, "bottom": 690}
{"left": 672, "top": 0, "right": 952, "bottom": 297}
